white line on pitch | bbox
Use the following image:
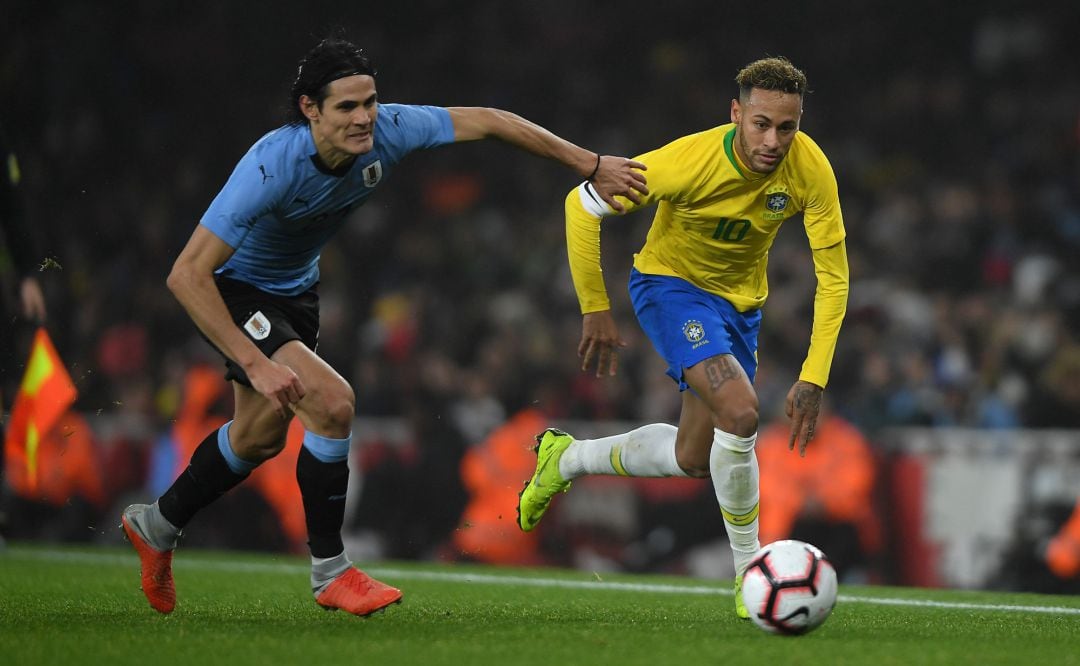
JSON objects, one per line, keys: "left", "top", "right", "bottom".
{"left": 7, "top": 547, "right": 1080, "bottom": 616}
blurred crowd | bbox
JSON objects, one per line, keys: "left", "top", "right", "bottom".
{"left": 2, "top": 2, "right": 1079, "bottom": 584}
{"left": 5, "top": 2, "right": 1079, "bottom": 434}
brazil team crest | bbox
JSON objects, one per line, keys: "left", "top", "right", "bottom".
{"left": 683, "top": 320, "right": 705, "bottom": 343}
{"left": 763, "top": 186, "right": 790, "bottom": 221}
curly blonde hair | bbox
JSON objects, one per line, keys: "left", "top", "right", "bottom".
{"left": 735, "top": 57, "right": 807, "bottom": 100}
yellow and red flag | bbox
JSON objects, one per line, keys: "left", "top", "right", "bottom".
{"left": 4, "top": 327, "right": 78, "bottom": 493}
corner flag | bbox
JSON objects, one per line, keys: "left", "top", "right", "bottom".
{"left": 4, "top": 327, "right": 78, "bottom": 493}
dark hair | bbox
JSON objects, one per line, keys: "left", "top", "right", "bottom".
{"left": 735, "top": 56, "right": 808, "bottom": 100}
{"left": 289, "top": 37, "right": 376, "bottom": 124}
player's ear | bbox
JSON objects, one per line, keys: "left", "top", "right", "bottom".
{"left": 299, "top": 95, "right": 320, "bottom": 122}
{"left": 730, "top": 98, "right": 741, "bottom": 124}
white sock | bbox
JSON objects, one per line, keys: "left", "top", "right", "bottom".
{"left": 311, "top": 551, "right": 352, "bottom": 594}
{"left": 709, "top": 428, "right": 760, "bottom": 577}
{"left": 143, "top": 502, "right": 181, "bottom": 550}
{"left": 559, "top": 423, "right": 688, "bottom": 479}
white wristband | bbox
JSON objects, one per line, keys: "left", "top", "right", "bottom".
{"left": 577, "top": 181, "right": 614, "bottom": 217}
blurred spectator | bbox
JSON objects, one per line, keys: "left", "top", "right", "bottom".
{"left": 453, "top": 407, "right": 546, "bottom": 565}
{"left": 757, "top": 406, "right": 884, "bottom": 581}
{"left": 350, "top": 387, "right": 469, "bottom": 560}
{"left": 1046, "top": 497, "right": 1080, "bottom": 581}
{"left": 1025, "top": 344, "right": 1080, "bottom": 428}
{"left": 0, "top": 119, "right": 51, "bottom": 543}
{"left": 5, "top": 2, "right": 1080, "bottom": 432}
{"left": 4, "top": 411, "right": 106, "bottom": 542}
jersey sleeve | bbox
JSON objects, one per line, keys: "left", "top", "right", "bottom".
{"left": 564, "top": 185, "right": 610, "bottom": 312}
{"left": 377, "top": 104, "right": 455, "bottom": 160}
{"left": 795, "top": 135, "right": 848, "bottom": 386}
{"left": 799, "top": 240, "right": 849, "bottom": 388}
{"left": 799, "top": 137, "right": 846, "bottom": 250}
{"left": 564, "top": 134, "right": 704, "bottom": 313}
{"left": 199, "top": 140, "right": 283, "bottom": 248}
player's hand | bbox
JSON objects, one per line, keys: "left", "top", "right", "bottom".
{"left": 247, "top": 358, "right": 306, "bottom": 419}
{"left": 590, "top": 155, "right": 648, "bottom": 213}
{"left": 19, "top": 276, "right": 46, "bottom": 324}
{"left": 785, "top": 380, "right": 823, "bottom": 457}
{"left": 579, "top": 310, "right": 627, "bottom": 378}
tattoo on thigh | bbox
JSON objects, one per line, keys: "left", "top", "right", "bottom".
{"left": 704, "top": 356, "right": 740, "bottom": 392}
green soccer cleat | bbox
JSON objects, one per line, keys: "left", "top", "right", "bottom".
{"left": 734, "top": 573, "right": 749, "bottom": 619}
{"left": 516, "top": 428, "right": 574, "bottom": 532}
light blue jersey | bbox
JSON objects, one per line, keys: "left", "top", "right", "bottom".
{"left": 200, "top": 103, "right": 455, "bottom": 295}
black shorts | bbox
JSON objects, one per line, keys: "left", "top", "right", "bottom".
{"left": 211, "top": 275, "right": 320, "bottom": 387}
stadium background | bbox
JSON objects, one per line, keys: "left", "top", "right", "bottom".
{"left": 2, "top": 1, "right": 1079, "bottom": 592}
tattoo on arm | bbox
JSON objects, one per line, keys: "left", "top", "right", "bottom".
{"left": 794, "top": 384, "right": 822, "bottom": 413}
{"left": 703, "top": 356, "right": 741, "bottom": 392}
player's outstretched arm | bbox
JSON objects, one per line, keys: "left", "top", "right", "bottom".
{"left": 446, "top": 107, "right": 647, "bottom": 212}
{"left": 790, "top": 241, "right": 848, "bottom": 454}
{"left": 167, "top": 226, "right": 304, "bottom": 417}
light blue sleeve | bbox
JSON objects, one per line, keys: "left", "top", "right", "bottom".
{"left": 377, "top": 104, "right": 455, "bottom": 161}
{"left": 199, "top": 138, "right": 284, "bottom": 248}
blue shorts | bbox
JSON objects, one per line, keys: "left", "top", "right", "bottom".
{"left": 628, "top": 268, "right": 761, "bottom": 391}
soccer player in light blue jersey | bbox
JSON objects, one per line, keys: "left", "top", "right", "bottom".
{"left": 121, "top": 36, "right": 648, "bottom": 617}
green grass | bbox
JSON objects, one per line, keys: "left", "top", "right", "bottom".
{"left": 2, "top": 544, "right": 1078, "bottom": 666}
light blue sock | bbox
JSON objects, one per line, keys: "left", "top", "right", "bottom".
{"left": 302, "top": 431, "right": 351, "bottom": 463}
{"left": 217, "top": 421, "right": 259, "bottom": 475}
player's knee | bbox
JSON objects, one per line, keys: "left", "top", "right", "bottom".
{"left": 715, "top": 402, "right": 759, "bottom": 438}
{"left": 327, "top": 384, "right": 357, "bottom": 428}
{"left": 325, "top": 396, "right": 355, "bottom": 433}
{"left": 307, "top": 382, "right": 356, "bottom": 434}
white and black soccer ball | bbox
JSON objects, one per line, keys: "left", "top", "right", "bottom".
{"left": 742, "top": 539, "right": 838, "bottom": 635}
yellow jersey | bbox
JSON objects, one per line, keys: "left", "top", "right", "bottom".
{"left": 565, "top": 123, "right": 849, "bottom": 387}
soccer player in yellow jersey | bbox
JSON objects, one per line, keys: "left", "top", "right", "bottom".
{"left": 517, "top": 57, "right": 849, "bottom": 619}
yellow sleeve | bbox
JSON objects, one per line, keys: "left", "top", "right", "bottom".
{"left": 799, "top": 135, "right": 846, "bottom": 250}
{"left": 799, "top": 240, "right": 849, "bottom": 388}
{"left": 565, "top": 184, "right": 611, "bottom": 313}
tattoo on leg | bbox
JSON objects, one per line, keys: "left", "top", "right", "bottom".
{"left": 703, "top": 356, "right": 740, "bottom": 392}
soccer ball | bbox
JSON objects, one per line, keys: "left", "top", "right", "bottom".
{"left": 741, "top": 539, "right": 838, "bottom": 635}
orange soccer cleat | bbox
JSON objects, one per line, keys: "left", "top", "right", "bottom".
{"left": 315, "top": 568, "right": 402, "bottom": 616}
{"left": 121, "top": 504, "right": 177, "bottom": 614}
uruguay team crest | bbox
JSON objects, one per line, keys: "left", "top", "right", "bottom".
{"left": 244, "top": 311, "right": 272, "bottom": 340}
{"left": 683, "top": 320, "right": 706, "bottom": 343}
{"left": 362, "top": 160, "right": 383, "bottom": 188}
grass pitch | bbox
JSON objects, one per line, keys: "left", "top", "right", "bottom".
{"left": 2, "top": 544, "right": 1078, "bottom": 666}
